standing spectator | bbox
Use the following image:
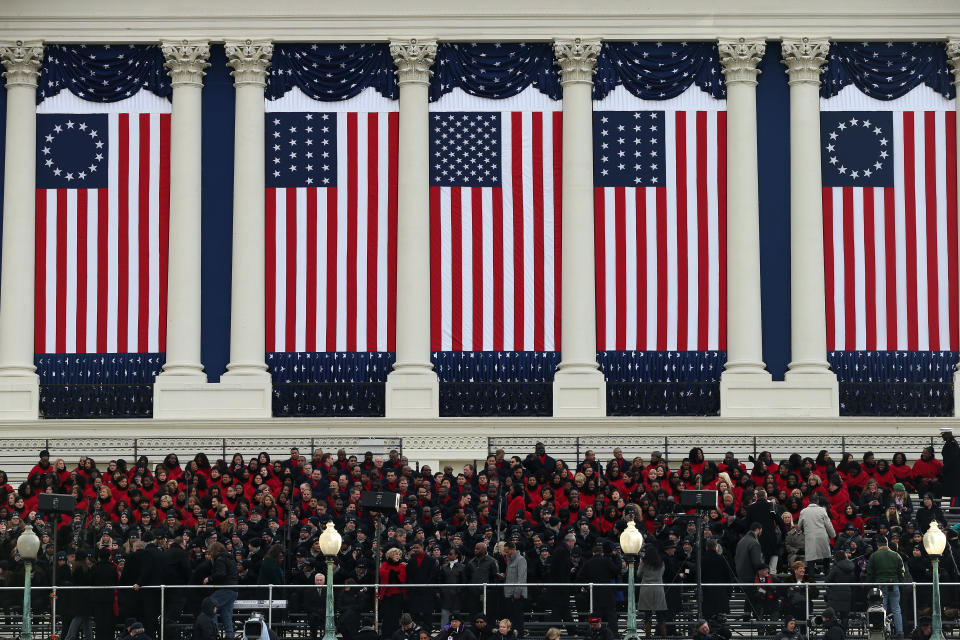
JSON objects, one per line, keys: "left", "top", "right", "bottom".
{"left": 467, "top": 543, "right": 499, "bottom": 618}
{"left": 501, "top": 540, "right": 527, "bottom": 637}
{"left": 162, "top": 534, "right": 191, "bottom": 638}
{"left": 523, "top": 443, "right": 556, "bottom": 478}
{"left": 130, "top": 538, "right": 165, "bottom": 639}
{"left": 735, "top": 522, "right": 764, "bottom": 585}
{"left": 192, "top": 597, "right": 219, "bottom": 640}
{"left": 797, "top": 495, "right": 835, "bottom": 573}
{"left": 941, "top": 428, "right": 960, "bottom": 509}
{"left": 825, "top": 549, "right": 857, "bottom": 629}
{"left": 205, "top": 541, "right": 240, "bottom": 639}
{"left": 636, "top": 544, "right": 667, "bottom": 637}
{"left": 548, "top": 533, "right": 577, "bottom": 632}
{"left": 746, "top": 489, "right": 783, "bottom": 572}
{"left": 380, "top": 546, "right": 408, "bottom": 636}
{"left": 820, "top": 608, "right": 845, "bottom": 640}
{"left": 866, "top": 536, "right": 905, "bottom": 638}
{"left": 700, "top": 539, "right": 732, "bottom": 621}
{"left": 440, "top": 548, "right": 468, "bottom": 628}
{"left": 782, "top": 513, "right": 805, "bottom": 566}
{"left": 89, "top": 547, "right": 119, "bottom": 640}
{"left": 406, "top": 541, "right": 439, "bottom": 628}
{"left": 576, "top": 543, "right": 619, "bottom": 633}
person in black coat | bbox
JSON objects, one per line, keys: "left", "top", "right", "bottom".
{"left": 825, "top": 550, "right": 857, "bottom": 630}
{"left": 820, "top": 607, "right": 845, "bottom": 640}
{"left": 942, "top": 428, "right": 960, "bottom": 506}
{"left": 193, "top": 596, "right": 219, "bottom": 640}
{"left": 405, "top": 542, "right": 440, "bottom": 627}
{"left": 700, "top": 540, "right": 732, "bottom": 621}
{"left": 576, "top": 544, "right": 620, "bottom": 634}
{"left": 130, "top": 540, "right": 166, "bottom": 638}
{"left": 745, "top": 490, "right": 784, "bottom": 572}
{"left": 548, "top": 535, "right": 577, "bottom": 633}
{"left": 89, "top": 548, "right": 119, "bottom": 640}
{"left": 440, "top": 548, "right": 468, "bottom": 627}
{"left": 163, "top": 536, "right": 192, "bottom": 636}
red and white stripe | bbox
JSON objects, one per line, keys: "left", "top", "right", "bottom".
{"left": 35, "top": 112, "right": 171, "bottom": 354}
{"left": 594, "top": 109, "right": 727, "bottom": 351}
{"left": 823, "top": 109, "right": 959, "bottom": 351}
{"left": 265, "top": 111, "right": 398, "bottom": 352}
{"left": 430, "top": 110, "right": 562, "bottom": 352}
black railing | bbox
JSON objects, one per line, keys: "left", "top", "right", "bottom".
{"left": 272, "top": 382, "right": 386, "bottom": 417}
{"left": 39, "top": 384, "right": 154, "bottom": 419}
{"left": 607, "top": 381, "right": 720, "bottom": 416}
{"left": 439, "top": 382, "right": 553, "bottom": 416}
{"left": 838, "top": 381, "right": 954, "bottom": 416}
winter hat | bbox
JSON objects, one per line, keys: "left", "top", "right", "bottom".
{"left": 822, "top": 607, "right": 836, "bottom": 620}
{"left": 892, "top": 483, "right": 906, "bottom": 492}
{"left": 400, "top": 613, "right": 414, "bottom": 626}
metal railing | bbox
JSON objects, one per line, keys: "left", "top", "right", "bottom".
{"left": 5, "top": 580, "right": 958, "bottom": 640}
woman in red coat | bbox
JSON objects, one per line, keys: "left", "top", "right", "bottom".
{"left": 379, "top": 546, "right": 407, "bottom": 636}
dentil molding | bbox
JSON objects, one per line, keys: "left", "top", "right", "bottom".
{"left": 717, "top": 37, "right": 766, "bottom": 87}
{"left": 553, "top": 37, "right": 601, "bottom": 85}
{"left": 162, "top": 39, "right": 211, "bottom": 87}
{"left": 0, "top": 40, "right": 43, "bottom": 88}
{"left": 389, "top": 38, "right": 437, "bottom": 86}
{"left": 948, "top": 38, "right": 960, "bottom": 85}
{"left": 225, "top": 39, "right": 273, "bottom": 87}
{"left": 781, "top": 37, "right": 829, "bottom": 86}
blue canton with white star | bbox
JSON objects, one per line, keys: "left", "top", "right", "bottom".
{"left": 265, "top": 112, "right": 336, "bottom": 188}
{"left": 430, "top": 112, "right": 501, "bottom": 188}
{"left": 36, "top": 114, "right": 109, "bottom": 189}
{"left": 593, "top": 111, "right": 666, "bottom": 188}
{"left": 820, "top": 111, "right": 894, "bottom": 188}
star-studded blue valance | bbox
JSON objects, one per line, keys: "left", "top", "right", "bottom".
{"left": 266, "top": 43, "right": 398, "bottom": 101}
{"left": 37, "top": 45, "right": 171, "bottom": 104}
{"left": 428, "top": 42, "right": 561, "bottom": 102}
{"left": 821, "top": 41, "right": 955, "bottom": 101}
{"left": 593, "top": 41, "right": 726, "bottom": 101}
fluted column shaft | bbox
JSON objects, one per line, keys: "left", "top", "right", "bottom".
{"left": 224, "top": 40, "right": 272, "bottom": 379}
{"left": 159, "top": 40, "right": 210, "bottom": 379}
{"left": 551, "top": 38, "right": 606, "bottom": 417}
{"left": 385, "top": 38, "right": 440, "bottom": 418}
{"left": 718, "top": 38, "right": 769, "bottom": 377}
{"left": 782, "top": 37, "right": 834, "bottom": 378}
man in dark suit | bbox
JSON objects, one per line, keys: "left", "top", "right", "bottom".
{"left": 130, "top": 538, "right": 166, "bottom": 638}
{"left": 577, "top": 543, "right": 619, "bottom": 633}
{"left": 745, "top": 490, "right": 784, "bottom": 572}
{"left": 549, "top": 533, "right": 577, "bottom": 632}
{"left": 405, "top": 541, "right": 440, "bottom": 627}
{"left": 523, "top": 443, "right": 556, "bottom": 477}
{"left": 162, "top": 533, "right": 192, "bottom": 637}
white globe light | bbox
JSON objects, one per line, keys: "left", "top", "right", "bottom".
{"left": 318, "top": 521, "right": 342, "bottom": 556}
{"left": 620, "top": 519, "right": 643, "bottom": 555}
{"left": 923, "top": 521, "right": 946, "bottom": 557}
{"left": 16, "top": 524, "right": 41, "bottom": 561}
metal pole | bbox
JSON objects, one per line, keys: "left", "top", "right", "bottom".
{"left": 23, "top": 560, "right": 33, "bottom": 640}
{"left": 268, "top": 584, "right": 273, "bottom": 629}
{"left": 624, "top": 558, "right": 638, "bottom": 640}
{"left": 913, "top": 581, "right": 918, "bottom": 629}
{"left": 51, "top": 585, "right": 57, "bottom": 640}
{"left": 160, "top": 585, "right": 165, "bottom": 640}
{"left": 695, "top": 511, "right": 703, "bottom": 622}
{"left": 483, "top": 583, "right": 488, "bottom": 615}
{"left": 323, "top": 559, "right": 337, "bottom": 640}
{"left": 588, "top": 583, "right": 594, "bottom": 613}
{"left": 804, "top": 582, "right": 809, "bottom": 623}
{"left": 930, "top": 559, "right": 945, "bottom": 640}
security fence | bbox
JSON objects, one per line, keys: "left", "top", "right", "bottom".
{"left": 5, "top": 581, "right": 959, "bottom": 640}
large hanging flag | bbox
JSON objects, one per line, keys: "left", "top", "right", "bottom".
{"left": 34, "top": 46, "right": 171, "bottom": 355}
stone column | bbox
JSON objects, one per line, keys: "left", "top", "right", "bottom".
{"left": 0, "top": 41, "right": 43, "bottom": 420}
{"left": 385, "top": 38, "right": 440, "bottom": 418}
{"left": 157, "top": 40, "right": 210, "bottom": 381}
{"left": 552, "top": 38, "right": 606, "bottom": 417}
{"left": 782, "top": 38, "right": 835, "bottom": 384}
{"left": 216, "top": 40, "right": 273, "bottom": 414}
{"left": 947, "top": 39, "right": 960, "bottom": 416}
{"left": 717, "top": 38, "right": 769, "bottom": 381}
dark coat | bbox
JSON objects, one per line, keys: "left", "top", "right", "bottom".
{"left": 825, "top": 559, "right": 856, "bottom": 614}
{"left": 163, "top": 545, "right": 191, "bottom": 591}
{"left": 735, "top": 532, "right": 764, "bottom": 583}
{"left": 700, "top": 549, "right": 732, "bottom": 619}
{"left": 576, "top": 554, "right": 619, "bottom": 608}
{"left": 405, "top": 553, "right": 440, "bottom": 616}
{"left": 211, "top": 552, "right": 239, "bottom": 586}
{"left": 440, "top": 560, "right": 469, "bottom": 611}
{"left": 192, "top": 596, "right": 219, "bottom": 640}
{"left": 88, "top": 559, "right": 119, "bottom": 609}
{"left": 745, "top": 499, "right": 782, "bottom": 559}
{"left": 943, "top": 436, "right": 960, "bottom": 497}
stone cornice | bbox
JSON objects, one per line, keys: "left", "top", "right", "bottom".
{"left": 0, "top": 40, "right": 43, "bottom": 89}
{"left": 225, "top": 39, "right": 272, "bottom": 88}
{"left": 389, "top": 38, "right": 437, "bottom": 86}
{"left": 161, "top": 39, "right": 211, "bottom": 88}
{"left": 948, "top": 38, "right": 960, "bottom": 86}
{"left": 781, "top": 37, "right": 829, "bottom": 86}
{"left": 718, "top": 37, "right": 766, "bottom": 87}
{"left": 553, "top": 37, "right": 601, "bottom": 85}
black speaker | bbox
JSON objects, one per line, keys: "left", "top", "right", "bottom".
{"left": 359, "top": 490, "right": 400, "bottom": 513}
{"left": 679, "top": 490, "right": 717, "bottom": 509}
{"left": 38, "top": 493, "right": 77, "bottom": 513}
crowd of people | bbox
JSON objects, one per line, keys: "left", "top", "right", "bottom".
{"left": 0, "top": 429, "right": 958, "bottom": 640}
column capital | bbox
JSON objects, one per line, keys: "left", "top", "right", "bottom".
{"left": 553, "top": 38, "right": 601, "bottom": 85}
{"left": 718, "top": 38, "right": 766, "bottom": 87}
{"left": 389, "top": 38, "right": 437, "bottom": 86}
{"left": 947, "top": 38, "right": 960, "bottom": 86}
{"left": 162, "top": 40, "right": 211, "bottom": 88}
{"left": 225, "top": 39, "right": 273, "bottom": 88}
{"left": 781, "top": 37, "right": 829, "bottom": 86}
{"left": 0, "top": 41, "right": 43, "bottom": 89}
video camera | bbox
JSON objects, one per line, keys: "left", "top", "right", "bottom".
{"left": 242, "top": 614, "right": 275, "bottom": 640}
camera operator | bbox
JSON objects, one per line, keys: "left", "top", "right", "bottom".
{"left": 866, "top": 536, "right": 905, "bottom": 638}
{"left": 818, "top": 608, "right": 845, "bottom": 640}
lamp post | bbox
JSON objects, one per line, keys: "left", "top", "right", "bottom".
{"left": 17, "top": 524, "right": 41, "bottom": 640}
{"left": 620, "top": 520, "right": 643, "bottom": 640}
{"left": 318, "top": 521, "right": 342, "bottom": 640}
{"left": 922, "top": 521, "right": 947, "bottom": 640}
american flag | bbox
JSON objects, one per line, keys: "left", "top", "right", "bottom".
{"left": 429, "top": 110, "right": 562, "bottom": 352}
{"left": 35, "top": 112, "right": 171, "bottom": 354}
{"left": 821, "top": 108, "right": 959, "bottom": 351}
{"left": 593, "top": 109, "right": 726, "bottom": 351}
{"left": 265, "top": 110, "right": 398, "bottom": 353}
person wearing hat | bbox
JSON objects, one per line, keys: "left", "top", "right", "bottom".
{"left": 576, "top": 539, "right": 619, "bottom": 633}
{"left": 585, "top": 613, "right": 615, "bottom": 640}
{"left": 941, "top": 427, "right": 960, "bottom": 508}
{"left": 391, "top": 613, "right": 423, "bottom": 640}
{"left": 773, "top": 616, "right": 805, "bottom": 640}
{"left": 440, "top": 613, "right": 477, "bottom": 640}
{"left": 28, "top": 449, "right": 53, "bottom": 479}
{"left": 820, "top": 607, "right": 845, "bottom": 640}
{"left": 911, "top": 615, "right": 934, "bottom": 640}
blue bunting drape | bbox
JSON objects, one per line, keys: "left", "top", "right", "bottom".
{"left": 38, "top": 45, "right": 171, "bottom": 104}
{"left": 35, "top": 353, "right": 163, "bottom": 418}
{"left": 593, "top": 41, "right": 726, "bottom": 101}
{"left": 821, "top": 41, "right": 955, "bottom": 100}
{"left": 266, "top": 43, "right": 398, "bottom": 101}
{"left": 429, "top": 43, "right": 561, "bottom": 102}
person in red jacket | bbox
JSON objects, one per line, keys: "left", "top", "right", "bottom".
{"left": 28, "top": 450, "right": 53, "bottom": 479}
{"left": 912, "top": 446, "right": 943, "bottom": 497}
{"left": 379, "top": 546, "right": 407, "bottom": 636}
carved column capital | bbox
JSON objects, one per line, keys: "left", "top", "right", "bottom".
{"left": 0, "top": 41, "right": 43, "bottom": 89}
{"left": 389, "top": 38, "right": 437, "bottom": 86}
{"left": 947, "top": 38, "right": 960, "bottom": 86}
{"left": 225, "top": 39, "right": 273, "bottom": 88}
{"left": 162, "top": 40, "right": 211, "bottom": 88}
{"left": 781, "top": 37, "right": 829, "bottom": 86}
{"left": 553, "top": 37, "right": 601, "bottom": 85}
{"left": 718, "top": 38, "right": 766, "bottom": 87}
